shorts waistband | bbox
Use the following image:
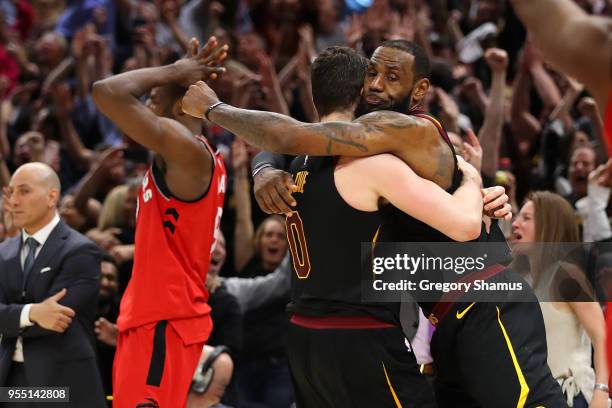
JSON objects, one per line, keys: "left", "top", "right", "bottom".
{"left": 290, "top": 314, "right": 396, "bottom": 329}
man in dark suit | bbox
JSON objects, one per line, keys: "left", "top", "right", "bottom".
{"left": 0, "top": 162, "right": 106, "bottom": 407}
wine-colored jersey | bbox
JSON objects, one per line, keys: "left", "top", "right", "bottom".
{"left": 117, "top": 137, "right": 227, "bottom": 345}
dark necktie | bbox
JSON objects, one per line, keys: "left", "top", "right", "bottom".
{"left": 23, "top": 237, "right": 40, "bottom": 286}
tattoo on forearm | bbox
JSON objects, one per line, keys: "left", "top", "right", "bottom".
{"left": 211, "top": 106, "right": 423, "bottom": 156}
{"left": 317, "top": 123, "right": 369, "bottom": 154}
{"left": 211, "top": 106, "right": 284, "bottom": 149}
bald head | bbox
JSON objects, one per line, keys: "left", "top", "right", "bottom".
{"left": 8, "top": 162, "right": 61, "bottom": 234}
{"left": 13, "top": 162, "right": 61, "bottom": 194}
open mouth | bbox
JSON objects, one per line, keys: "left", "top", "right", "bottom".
{"left": 268, "top": 247, "right": 280, "bottom": 256}
{"left": 365, "top": 95, "right": 385, "bottom": 105}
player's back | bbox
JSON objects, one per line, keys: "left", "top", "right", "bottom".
{"left": 118, "top": 138, "right": 226, "bottom": 345}
{"left": 286, "top": 155, "right": 398, "bottom": 324}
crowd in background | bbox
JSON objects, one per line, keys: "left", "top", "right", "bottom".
{"left": 1, "top": 0, "right": 612, "bottom": 406}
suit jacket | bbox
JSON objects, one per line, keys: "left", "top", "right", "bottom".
{"left": 0, "top": 221, "right": 106, "bottom": 406}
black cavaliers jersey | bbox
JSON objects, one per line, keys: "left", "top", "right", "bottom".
{"left": 286, "top": 155, "right": 399, "bottom": 324}
{"left": 376, "top": 112, "right": 511, "bottom": 316}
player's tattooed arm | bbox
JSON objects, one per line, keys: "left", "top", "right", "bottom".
{"left": 206, "top": 104, "right": 434, "bottom": 157}
{"left": 205, "top": 103, "right": 454, "bottom": 187}
{"left": 183, "top": 79, "right": 436, "bottom": 156}
{"left": 182, "top": 80, "right": 454, "bottom": 186}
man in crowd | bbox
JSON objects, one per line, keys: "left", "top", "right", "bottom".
{"left": 0, "top": 162, "right": 105, "bottom": 407}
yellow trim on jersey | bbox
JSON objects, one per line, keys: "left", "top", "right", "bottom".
{"left": 286, "top": 211, "right": 312, "bottom": 279}
{"left": 425, "top": 114, "right": 442, "bottom": 129}
{"left": 382, "top": 362, "right": 403, "bottom": 408}
{"left": 496, "top": 306, "right": 530, "bottom": 408}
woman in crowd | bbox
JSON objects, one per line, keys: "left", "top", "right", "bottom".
{"left": 232, "top": 139, "right": 292, "bottom": 408}
{"left": 512, "top": 190, "right": 609, "bottom": 407}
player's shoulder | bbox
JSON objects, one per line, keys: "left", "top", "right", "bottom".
{"left": 157, "top": 116, "right": 194, "bottom": 138}
{"left": 338, "top": 153, "right": 408, "bottom": 176}
{"left": 355, "top": 110, "right": 436, "bottom": 129}
{"left": 158, "top": 118, "right": 212, "bottom": 152}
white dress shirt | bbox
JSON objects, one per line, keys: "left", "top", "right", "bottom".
{"left": 13, "top": 213, "right": 61, "bottom": 362}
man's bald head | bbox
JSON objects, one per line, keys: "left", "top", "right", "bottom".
{"left": 8, "top": 162, "right": 62, "bottom": 234}
{"left": 13, "top": 162, "right": 61, "bottom": 194}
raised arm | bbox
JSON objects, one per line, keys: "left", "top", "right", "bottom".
{"left": 231, "top": 140, "right": 255, "bottom": 272}
{"left": 511, "top": 0, "right": 612, "bottom": 110}
{"left": 92, "top": 37, "right": 226, "bottom": 200}
{"left": 183, "top": 81, "right": 454, "bottom": 188}
{"left": 480, "top": 49, "right": 508, "bottom": 179}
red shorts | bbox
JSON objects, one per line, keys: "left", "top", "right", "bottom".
{"left": 113, "top": 321, "right": 204, "bottom": 407}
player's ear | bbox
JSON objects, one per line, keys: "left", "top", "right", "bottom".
{"left": 411, "top": 78, "right": 430, "bottom": 105}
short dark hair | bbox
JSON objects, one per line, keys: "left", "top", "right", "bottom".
{"left": 101, "top": 252, "right": 118, "bottom": 268}
{"left": 379, "top": 40, "right": 430, "bottom": 81}
{"left": 311, "top": 46, "right": 368, "bottom": 117}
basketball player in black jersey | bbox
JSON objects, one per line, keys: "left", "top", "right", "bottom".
{"left": 280, "top": 48, "right": 488, "bottom": 407}
{"left": 182, "top": 41, "right": 564, "bottom": 407}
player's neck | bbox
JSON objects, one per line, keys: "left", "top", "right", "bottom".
{"left": 320, "top": 111, "right": 354, "bottom": 122}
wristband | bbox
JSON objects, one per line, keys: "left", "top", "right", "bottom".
{"left": 252, "top": 163, "right": 273, "bottom": 178}
{"left": 205, "top": 101, "right": 225, "bottom": 121}
{"left": 594, "top": 383, "right": 609, "bottom": 394}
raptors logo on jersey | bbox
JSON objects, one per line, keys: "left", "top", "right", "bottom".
{"left": 118, "top": 137, "right": 227, "bottom": 345}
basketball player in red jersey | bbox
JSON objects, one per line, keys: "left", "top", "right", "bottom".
{"left": 92, "top": 37, "right": 228, "bottom": 407}
{"left": 512, "top": 0, "right": 612, "bottom": 394}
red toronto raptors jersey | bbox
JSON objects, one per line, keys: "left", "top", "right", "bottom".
{"left": 117, "top": 137, "right": 226, "bottom": 345}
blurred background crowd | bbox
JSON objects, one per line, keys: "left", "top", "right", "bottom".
{"left": 0, "top": 0, "right": 611, "bottom": 406}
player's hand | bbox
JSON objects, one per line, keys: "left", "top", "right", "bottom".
{"left": 182, "top": 80, "right": 221, "bottom": 119}
{"left": 457, "top": 155, "right": 482, "bottom": 187}
{"left": 173, "top": 36, "right": 228, "bottom": 88}
{"left": 482, "top": 186, "right": 512, "bottom": 221}
{"left": 95, "top": 317, "right": 118, "bottom": 347}
{"left": 29, "top": 289, "right": 75, "bottom": 333}
{"left": 254, "top": 167, "right": 297, "bottom": 215}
